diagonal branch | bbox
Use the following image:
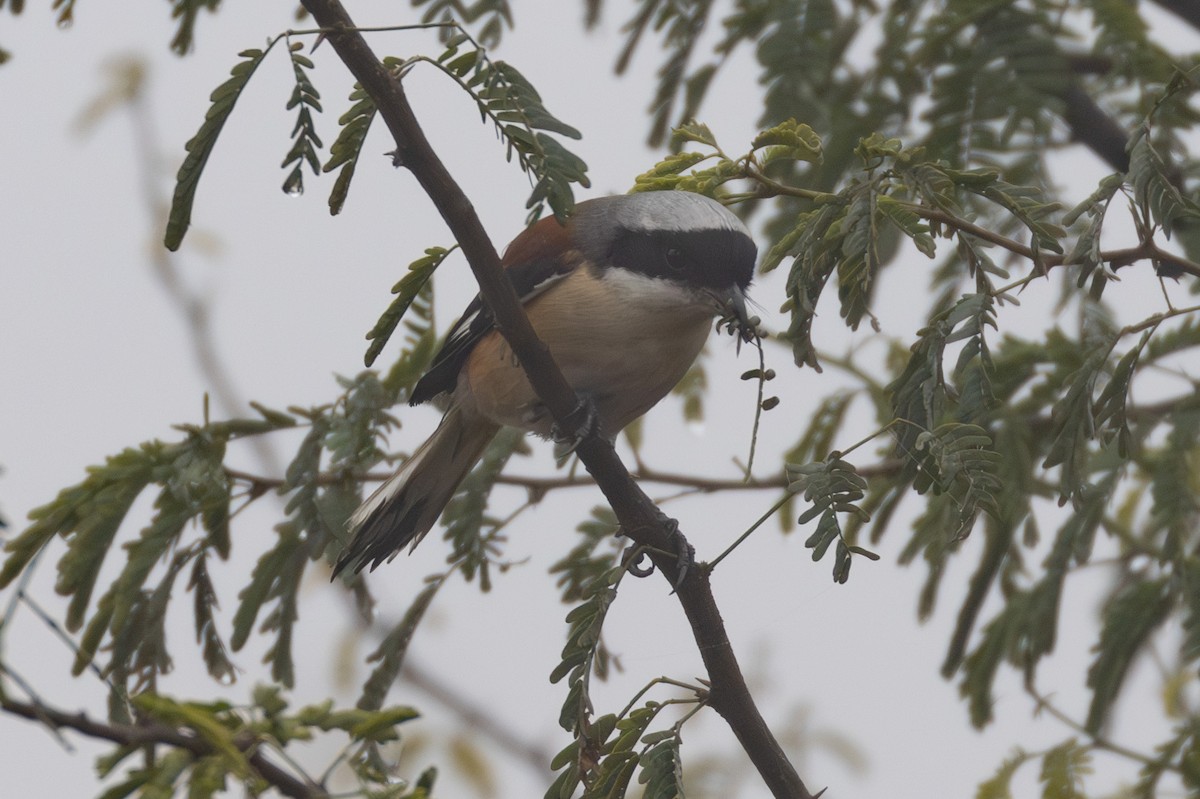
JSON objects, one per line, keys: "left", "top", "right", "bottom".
{"left": 297, "top": 1, "right": 815, "bottom": 796}
{"left": 1058, "top": 84, "right": 1131, "bottom": 173}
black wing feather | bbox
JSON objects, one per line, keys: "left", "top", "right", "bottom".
{"left": 409, "top": 256, "right": 574, "bottom": 405}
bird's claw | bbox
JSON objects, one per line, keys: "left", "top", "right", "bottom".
{"left": 552, "top": 396, "right": 600, "bottom": 461}
{"left": 621, "top": 512, "right": 694, "bottom": 590}
{"left": 624, "top": 545, "right": 655, "bottom": 577}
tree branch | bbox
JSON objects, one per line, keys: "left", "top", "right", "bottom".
{"left": 747, "top": 165, "right": 1200, "bottom": 283}
{"left": 1059, "top": 84, "right": 1131, "bottom": 174}
{"left": 0, "top": 696, "right": 326, "bottom": 799}
{"left": 296, "top": 1, "right": 815, "bottom": 796}
{"left": 226, "top": 465, "right": 797, "bottom": 494}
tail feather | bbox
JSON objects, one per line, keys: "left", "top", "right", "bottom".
{"left": 334, "top": 407, "right": 500, "bottom": 575}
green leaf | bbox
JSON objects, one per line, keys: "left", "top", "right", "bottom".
{"left": 789, "top": 457, "right": 875, "bottom": 582}
{"left": 877, "top": 195, "right": 936, "bottom": 258}
{"left": 167, "top": 0, "right": 221, "bottom": 56}
{"left": 348, "top": 705, "right": 421, "bottom": 741}
{"left": 470, "top": 59, "right": 588, "bottom": 220}
{"left": 638, "top": 737, "right": 683, "bottom": 799}
{"left": 280, "top": 40, "right": 324, "bottom": 198}
{"left": 909, "top": 422, "right": 1002, "bottom": 537}
{"left": 1085, "top": 578, "right": 1174, "bottom": 733}
{"left": 1128, "top": 122, "right": 1200, "bottom": 236}
{"left": 551, "top": 507, "right": 622, "bottom": 606}
{"left": 1093, "top": 331, "right": 1150, "bottom": 457}
{"left": 960, "top": 593, "right": 1031, "bottom": 728}
{"left": 358, "top": 577, "right": 444, "bottom": 711}
{"left": 631, "top": 151, "right": 713, "bottom": 192}
{"left": 975, "top": 749, "right": 1029, "bottom": 799}
{"left": 835, "top": 188, "right": 881, "bottom": 331}
{"left": 751, "top": 118, "right": 823, "bottom": 163}
{"left": 1038, "top": 739, "right": 1091, "bottom": 799}
{"left": 187, "top": 756, "right": 230, "bottom": 799}
{"left": 672, "top": 120, "right": 718, "bottom": 148}
{"left": 323, "top": 82, "right": 377, "bottom": 216}
{"left": 165, "top": 46, "right": 273, "bottom": 251}
{"left": 133, "top": 693, "right": 251, "bottom": 777}
{"left": 95, "top": 772, "right": 152, "bottom": 799}
{"left": 1042, "top": 340, "right": 1111, "bottom": 498}
{"left": 941, "top": 526, "right": 1011, "bottom": 678}
{"left": 782, "top": 200, "right": 848, "bottom": 370}
{"left": 230, "top": 519, "right": 305, "bottom": 686}
{"left": 189, "top": 555, "right": 236, "bottom": 684}
{"left": 442, "top": 427, "right": 526, "bottom": 588}
{"left": 364, "top": 246, "right": 453, "bottom": 367}
{"left": 1, "top": 442, "right": 175, "bottom": 629}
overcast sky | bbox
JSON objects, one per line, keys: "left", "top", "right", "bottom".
{"left": 2, "top": 2, "right": 1193, "bottom": 797}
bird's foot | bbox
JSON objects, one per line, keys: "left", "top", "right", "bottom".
{"left": 552, "top": 395, "right": 600, "bottom": 461}
{"left": 621, "top": 511, "right": 694, "bottom": 591}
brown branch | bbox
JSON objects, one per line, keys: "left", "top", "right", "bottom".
{"left": 1023, "top": 683, "right": 1162, "bottom": 770}
{"left": 0, "top": 696, "right": 326, "bottom": 799}
{"left": 1059, "top": 84, "right": 1131, "bottom": 174}
{"left": 226, "top": 460, "right": 911, "bottom": 499}
{"left": 748, "top": 165, "right": 1200, "bottom": 283}
{"left": 296, "top": 1, "right": 815, "bottom": 796}
{"left": 227, "top": 465, "right": 788, "bottom": 494}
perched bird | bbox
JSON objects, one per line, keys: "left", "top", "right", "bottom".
{"left": 334, "top": 190, "right": 756, "bottom": 575}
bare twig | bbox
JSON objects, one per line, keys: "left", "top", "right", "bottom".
{"left": 0, "top": 695, "right": 326, "bottom": 799}
{"left": 1024, "top": 683, "right": 1162, "bottom": 770}
{"left": 226, "top": 460, "right": 908, "bottom": 497}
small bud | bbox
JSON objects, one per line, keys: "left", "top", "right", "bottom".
{"left": 761, "top": 396, "right": 780, "bottom": 411}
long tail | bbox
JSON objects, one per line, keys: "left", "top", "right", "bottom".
{"left": 334, "top": 406, "right": 500, "bottom": 575}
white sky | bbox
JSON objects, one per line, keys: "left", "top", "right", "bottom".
{"left": 2, "top": 2, "right": 1193, "bottom": 797}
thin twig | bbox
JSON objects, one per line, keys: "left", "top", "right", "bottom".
{"left": 0, "top": 695, "right": 327, "bottom": 799}
{"left": 746, "top": 164, "right": 1200, "bottom": 284}
{"left": 1025, "top": 683, "right": 1162, "bottom": 770}
{"left": 707, "top": 491, "right": 795, "bottom": 572}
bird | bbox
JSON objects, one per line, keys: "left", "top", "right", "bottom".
{"left": 334, "top": 190, "right": 757, "bottom": 576}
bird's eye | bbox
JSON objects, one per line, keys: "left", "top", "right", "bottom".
{"left": 664, "top": 246, "right": 687, "bottom": 271}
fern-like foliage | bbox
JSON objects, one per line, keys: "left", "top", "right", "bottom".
{"left": 164, "top": 46, "right": 273, "bottom": 251}
{"left": 167, "top": 0, "right": 221, "bottom": 56}
{"left": 323, "top": 81, "right": 377, "bottom": 216}
{"left": 545, "top": 507, "right": 703, "bottom": 798}
{"left": 788, "top": 456, "right": 880, "bottom": 583}
{"left": 92, "top": 687, "right": 425, "bottom": 798}
{"left": 280, "top": 40, "right": 323, "bottom": 197}
{"left": 410, "top": 0, "right": 513, "bottom": 47}
{"left": 166, "top": 22, "right": 589, "bottom": 247}
{"left": 364, "top": 245, "right": 454, "bottom": 368}
{"left": 0, "top": 408, "right": 296, "bottom": 701}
